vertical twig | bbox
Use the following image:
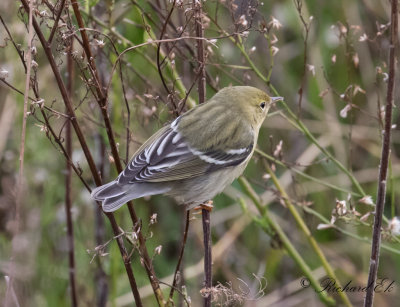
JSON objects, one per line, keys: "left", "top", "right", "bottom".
{"left": 156, "top": 0, "right": 178, "bottom": 116}
{"left": 364, "top": 0, "right": 398, "bottom": 306}
{"left": 193, "top": 2, "right": 211, "bottom": 306}
{"left": 18, "top": 2, "right": 143, "bottom": 305}
{"left": 168, "top": 211, "right": 190, "bottom": 304}
{"left": 5, "top": 1, "right": 33, "bottom": 305}
{"left": 94, "top": 209, "right": 108, "bottom": 307}
{"left": 17, "top": 0, "right": 33, "bottom": 249}
{"left": 95, "top": 137, "right": 109, "bottom": 307}
{"left": 0, "top": 16, "right": 27, "bottom": 72}
{"left": 65, "top": 40, "right": 78, "bottom": 307}
{"left": 91, "top": 4, "right": 110, "bottom": 304}
{"left": 47, "top": 0, "right": 66, "bottom": 44}
{"left": 193, "top": 3, "right": 206, "bottom": 105}
{"left": 69, "top": 3, "right": 165, "bottom": 304}
{"left": 294, "top": 0, "right": 311, "bottom": 117}
{"left": 201, "top": 210, "right": 212, "bottom": 307}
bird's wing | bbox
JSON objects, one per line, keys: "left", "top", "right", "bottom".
{"left": 117, "top": 117, "right": 254, "bottom": 184}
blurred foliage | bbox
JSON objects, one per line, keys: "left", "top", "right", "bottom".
{"left": 0, "top": 0, "right": 400, "bottom": 306}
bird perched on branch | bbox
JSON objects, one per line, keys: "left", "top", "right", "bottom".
{"left": 91, "top": 86, "right": 283, "bottom": 212}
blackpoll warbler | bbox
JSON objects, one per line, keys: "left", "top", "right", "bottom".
{"left": 91, "top": 86, "right": 283, "bottom": 212}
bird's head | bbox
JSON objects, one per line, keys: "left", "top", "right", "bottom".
{"left": 213, "top": 86, "right": 283, "bottom": 129}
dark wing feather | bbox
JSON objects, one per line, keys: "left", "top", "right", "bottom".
{"left": 117, "top": 118, "right": 254, "bottom": 184}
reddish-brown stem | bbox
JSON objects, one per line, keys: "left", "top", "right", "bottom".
{"left": 20, "top": 2, "right": 99, "bottom": 186}
{"left": 193, "top": 2, "right": 212, "bottom": 306}
{"left": 168, "top": 210, "right": 190, "bottom": 303}
{"left": 19, "top": 1, "right": 143, "bottom": 305}
{"left": 70, "top": 0, "right": 118, "bottom": 167}
{"left": 0, "top": 15, "right": 27, "bottom": 72}
{"left": 69, "top": 2, "right": 164, "bottom": 305}
{"left": 95, "top": 136, "right": 109, "bottom": 307}
{"left": 294, "top": 0, "right": 310, "bottom": 118}
{"left": 201, "top": 210, "right": 212, "bottom": 307}
{"left": 194, "top": 5, "right": 206, "bottom": 105}
{"left": 156, "top": 0, "right": 176, "bottom": 110}
{"left": 65, "top": 41, "right": 79, "bottom": 307}
{"left": 47, "top": 0, "right": 66, "bottom": 44}
{"left": 364, "top": 0, "right": 398, "bottom": 306}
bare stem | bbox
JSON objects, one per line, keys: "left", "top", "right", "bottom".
{"left": 5, "top": 1, "right": 33, "bottom": 305}
{"left": 95, "top": 136, "right": 109, "bottom": 307}
{"left": 192, "top": 1, "right": 211, "bottom": 306}
{"left": 194, "top": 4, "right": 206, "bottom": 105}
{"left": 202, "top": 210, "right": 212, "bottom": 307}
{"left": 364, "top": 0, "right": 398, "bottom": 306}
{"left": 47, "top": 0, "right": 66, "bottom": 44}
{"left": 18, "top": 0, "right": 33, "bottom": 247}
{"left": 168, "top": 211, "right": 190, "bottom": 304}
{"left": 65, "top": 41, "right": 78, "bottom": 307}
{"left": 294, "top": 0, "right": 311, "bottom": 117}
{"left": 69, "top": 2, "right": 165, "bottom": 305}
{"left": 156, "top": 0, "right": 178, "bottom": 115}
{"left": 19, "top": 1, "right": 143, "bottom": 305}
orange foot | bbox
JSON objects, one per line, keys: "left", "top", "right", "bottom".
{"left": 194, "top": 200, "right": 214, "bottom": 212}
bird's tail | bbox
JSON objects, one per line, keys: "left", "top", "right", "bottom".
{"left": 91, "top": 181, "right": 170, "bottom": 212}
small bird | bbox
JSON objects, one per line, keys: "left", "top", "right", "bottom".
{"left": 91, "top": 86, "right": 282, "bottom": 212}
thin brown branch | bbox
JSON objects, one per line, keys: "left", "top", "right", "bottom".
{"left": 0, "top": 79, "right": 35, "bottom": 101}
{"left": 364, "top": 0, "right": 398, "bottom": 306}
{"left": 18, "top": 2, "right": 143, "bottom": 305}
{"left": 20, "top": 0, "right": 99, "bottom": 187}
{"left": 65, "top": 41, "right": 78, "bottom": 307}
{"left": 0, "top": 81, "right": 91, "bottom": 191}
{"left": 95, "top": 135, "right": 109, "bottom": 307}
{"left": 294, "top": 0, "right": 311, "bottom": 117}
{"left": 0, "top": 15, "right": 27, "bottom": 72}
{"left": 69, "top": 2, "right": 164, "bottom": 305}
{"left": 47, "top": 0, "right": 66, "bottom": 44}
{"left": 168, "top": 210, "right": 190, "bottom": 304}
{"left": 41, "top": 109, "right": 92, "bottom": 191}
{"left": 193, "top": 2, "right": 212, "bottom": 306}
{"left": 90, "top": 6, "right": 111, "bottom": 303}
{"left": 201, "top": 209, "right": 212, "bottom": 307}
{"left": 156, "top": 0, "right": 176, "bottom": 112}
{"left": 131, "top": 0, "right": 218, "bottom": 95}
{"left": 104, "top": 34, "right": 236, "bottom": 97}
{"left": 70, "top": 0, "right": 104, "bottom": 95}
{"left": 119, "top": 65, "right": 131, "bottom": 164}
{"left": 194, "top": 4, "right": 206, "bottom": 105}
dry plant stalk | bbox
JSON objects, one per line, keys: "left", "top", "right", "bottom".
{"left": 69, "top": 3, "right": 164, "bottom": 304}
{"left": 5, "top": 0, "right": 33, "bottom": 305}
{"left": 168, "top": 211, "right": 190, "bottom": 303}
{"left": 192, "top": 2, "right": 213, "bottom": 307}
{"left": 364, "top": 0, "right": 398, "bottom": 306}
{"left": 65, "top": 40, "right": 78, "bottom": 307}
{"left": 18, "top": 1, "right": 143, "bottom": 305}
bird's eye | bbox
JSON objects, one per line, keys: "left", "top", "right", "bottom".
{"left": 260, "top": 101, "right": 266, "bottom": 109}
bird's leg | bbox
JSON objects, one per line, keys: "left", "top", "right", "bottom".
{"left": 194, "top": 200, "right": 214, "bottom": 212}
